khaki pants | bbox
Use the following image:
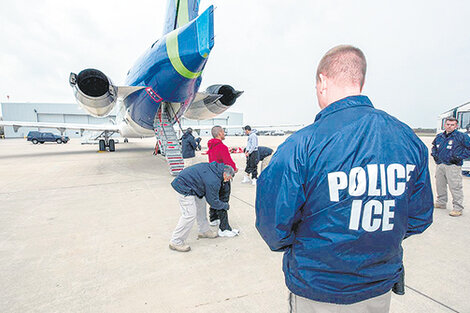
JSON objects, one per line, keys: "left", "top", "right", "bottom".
{"left": 260, "top": 154, "right": 273, "bottom": 172}
{"left": 288, "top": 291, "right": 392, "bottom": 313}
{"left": 170, "top": 194, "right": 210, "bottom": 245}
{"left": 435, "top": 164, "right": 464, "bottom": 212}
{"left": 183, "top": 157, "right": 195, "bottom": 168}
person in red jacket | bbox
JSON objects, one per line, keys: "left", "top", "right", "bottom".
{"left": 207, "top": 126, "right": 239, "bottom": 237}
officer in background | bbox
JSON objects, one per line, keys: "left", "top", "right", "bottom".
{"left": 255, "top": 45, "right": 433, "bottom": 312}
{"left": 169, "top": 162, "right": 234, "bottom": 252}
{"left": 181, "top": 128, "right": 201, "bottom": 167}
{"left": 258, "top": 146, "right": 274, "bottom": 172}
{"left": 432, "top": 117, "right": 470, "bottom": 217}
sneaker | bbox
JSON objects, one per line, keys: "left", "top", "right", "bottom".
{"left": 251, "top": 178, "right": 257, "bottom": 186}
{"left": 241, "top": 175, "right": 251, "bottom": 184}
{"left": 209, "top": 219, "right": 220, "bottom": 226}
{"left": 218, "top": 229, "right": 240, "bottom": 237}
{"left": 169, "top": 242, "right": 191, "bottom": 252}
{"left": 449, "top": 210, "right": 462, "bottom": 217}
{"left": 434, "top": 202, "right": 446, "bottom": 209}
{"left": 198, "top": 230, "right": 218, "bottom": 239}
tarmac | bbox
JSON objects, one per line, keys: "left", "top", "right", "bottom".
{"left": 0, "top": 135, "right": 469, "bottom": 313}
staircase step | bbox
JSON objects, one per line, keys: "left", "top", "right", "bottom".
{"left": 155, "top": 105, "right": 184, "bottom": 175}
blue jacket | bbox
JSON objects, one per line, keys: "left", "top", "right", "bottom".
{"left": 181, "top": 132, "right": 197, "bottom": 159}
{"left": 258, "top": 146, "right": 273, "bottom": 161}
{"left": 431, "top": 130, "right": 470, "bottom": 166}
{"left": 171, "top": 162, "right": 229, "bottom": 210}
{"left": 255, "top": 95, "right": 433, "bottom": 305}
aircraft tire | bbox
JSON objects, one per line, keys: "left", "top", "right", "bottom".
{"left": 109, "top": 139, "right": 115, "bottom": 152}
{"left": 99, "top": 139, "right": 106, "bottom": 151}
{"left": 124, "top": 138, "right": 128, "bottom": 143}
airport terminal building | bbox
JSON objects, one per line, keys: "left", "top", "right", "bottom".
{"left": 0, "top": 102, "right": 243, "bottom": 138}
{"left": 0, "top": 102, "right": 116, "bottom": 139}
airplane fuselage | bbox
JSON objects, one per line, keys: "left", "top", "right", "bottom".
{"left": 118, "top": 5, "right": 214, "bottom": 137}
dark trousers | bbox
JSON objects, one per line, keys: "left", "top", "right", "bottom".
{"left": 209, "top": 181, "right": 232, "bottom": 231}
{"left": 245, "top": 150, "right": 259, "bottom": 179}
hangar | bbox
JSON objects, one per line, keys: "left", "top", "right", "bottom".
{"left": 0, "top": 102, "right": 243, "bottom": 139}
{"left": 0, "top": 102, "right": 116, "bottom": 139}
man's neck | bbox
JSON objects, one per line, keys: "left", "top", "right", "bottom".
{"left": 327, "top": 85, "right": 361, "bottom": 106}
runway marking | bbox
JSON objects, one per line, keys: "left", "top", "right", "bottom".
{"left": 405, "top": 285, "right": 460, "bottom": 313}
{"left": 231, "top": 194, "right": 254, "bottom": 208}
{"left": 194, "top": 291, "right": 266, "bottom": 308}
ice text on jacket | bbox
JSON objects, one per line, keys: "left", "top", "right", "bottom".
{"left": 327, "top": 163, "right": 416, "bottom": 232}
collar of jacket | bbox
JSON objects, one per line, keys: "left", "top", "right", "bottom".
{"left": 314, "top": 95, "right": 373, "bottom": 122}
{"left": 444, "top": 130, "right": 456, "bottom": 138}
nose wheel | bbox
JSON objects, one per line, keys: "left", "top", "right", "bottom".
{"left": 98, "top": 131, "right": 116, "bottom": 152}
{"left": 98, "top": 139, "right": 115, "bottom": 152}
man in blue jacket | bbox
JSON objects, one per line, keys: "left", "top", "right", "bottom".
{"left": 181, "top": 128, "right": 201, "bottom": 167}
{"left": 432, "top": 117, "right": 470, "bottom": 217}
{"left": 258, "top": 146, "right": 274, "bottom": 172}
{"left": 169, "top": 162, "right": 235, "bottom": 252}
{"left": 255, "top": 45, "right": 433, "bottom": 312}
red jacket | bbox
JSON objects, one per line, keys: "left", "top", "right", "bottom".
{"left": 207, "top": 138, "right": 237, "bottom": 171}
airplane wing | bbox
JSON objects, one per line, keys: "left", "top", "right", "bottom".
{"left": 0, "top": 120, "right": 119, "bottom": 134}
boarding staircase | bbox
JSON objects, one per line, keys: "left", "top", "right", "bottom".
{"left": 154, "top": 104, "right": 184, "bottom": 176}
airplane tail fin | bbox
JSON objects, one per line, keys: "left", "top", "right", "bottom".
{"left": 163, "top": 0, "right": 200, "bottom": 35}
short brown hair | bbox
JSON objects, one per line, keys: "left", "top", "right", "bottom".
{"left": 316, "top": 45, "right": 367, "bottom": 88}
{"left": 445, "top": 117, "right": 458, "bottom": 124}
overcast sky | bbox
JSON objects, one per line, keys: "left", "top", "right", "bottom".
{"left": 1, "top": 0, "right": 470, "bottom": 128}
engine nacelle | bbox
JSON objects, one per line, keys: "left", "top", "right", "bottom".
{"left": 183, "top": 84, "right": 243, "bottom": 120}
{"left": 69, "top": 69, "right": 117, "bottom": 117}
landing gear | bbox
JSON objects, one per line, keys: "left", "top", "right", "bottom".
{"left": 96, "top": 130, "right": 118, "bottom": 152}
{"left": 99, "top": 139, "right": 106, "bottom": 151}
{"left": 124, "top": 138, "right": 129, "bottom": 143}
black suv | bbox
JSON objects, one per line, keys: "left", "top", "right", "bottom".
{"left": 27, "top": 131, "right": 70, "bottom": 144}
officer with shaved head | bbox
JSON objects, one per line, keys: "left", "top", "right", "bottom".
{"left": 256, "top": 45, "right": 433, "bottom": 312}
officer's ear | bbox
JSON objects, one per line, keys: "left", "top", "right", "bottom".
{"left": 317, "top": 73, "right": 327, "bottom": 95}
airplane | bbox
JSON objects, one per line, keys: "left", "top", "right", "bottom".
{"left": 0, "top": 0, "right": 243, "bottom": 174}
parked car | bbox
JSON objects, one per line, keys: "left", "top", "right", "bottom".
{"left": 27, "top": 131, "right": 69, "bottom": 144}
{"left": 271, "top": 130, "right": 285, "bottom": 136}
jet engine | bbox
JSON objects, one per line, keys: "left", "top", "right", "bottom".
{"left": 69, "top": 69, "right": 117, "bottom": 117}
{"left": 183, "top": 84, "right": 243, "bottom": 120}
